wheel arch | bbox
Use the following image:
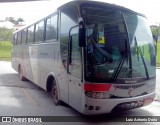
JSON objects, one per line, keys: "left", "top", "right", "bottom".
{"left": 46, "top": 73, "right": 60, "bottom": 93}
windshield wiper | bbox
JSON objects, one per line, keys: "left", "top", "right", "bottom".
{"left": 111, "top": 39, "right": 128, "bottom": 82}
{"left": 134, "top": 36, "right": 149, "bottom": 80}
{"left": 111, "top": 53, "right": 126, "bottom": 82}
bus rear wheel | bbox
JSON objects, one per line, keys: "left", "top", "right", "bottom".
{"left": 51, "top": 82, "right": 61, "bottom": 106}
{"left": 18, "top": 66, "right": 26, "bottom": 81}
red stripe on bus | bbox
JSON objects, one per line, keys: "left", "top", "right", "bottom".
{"left": 83, "top": 84, "right": 112, "bottom": 92}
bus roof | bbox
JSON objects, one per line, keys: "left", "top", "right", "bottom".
{"left": 58, "top": 0, "right": 145, "bottom": 17}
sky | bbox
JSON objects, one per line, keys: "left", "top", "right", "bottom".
{"left": 0, "top": 0, "right": 160, "bottom": 26}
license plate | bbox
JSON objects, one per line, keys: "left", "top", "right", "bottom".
{"left": 143, "top": 98, "right": 153, "bottom": 105}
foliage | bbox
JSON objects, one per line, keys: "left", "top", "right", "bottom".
{"left": 16, "top": 18, "right": 24, "bottom": 25}
{"left": 0, "top": 41, "right": 12, "bottom": 60}
{"left": 151, "top": 26, "right": 160, "bottom": 37}
{"left": 156, "top": 41, "right": 160, "bottom": 67}
{"left": 0, "top": 28, "right": 13, "bottom": 41}
{"left": 0, "top": 28, "right": 13, "bottom": 60}
{"left": 6, "top": 17, "right": 24, "bottom": 25}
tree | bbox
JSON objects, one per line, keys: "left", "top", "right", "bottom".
{"left": 0, "top": 27, "right": 13, "bottom": 42}
{"left": 151, "top": 25, "right": 160, "bottom": 37}
{"left": 6, "top": 17, "right": 24, "bottom": 25}
{"left": 6, "top": 17, "right": 17, "bottom": 24}
{"left": 16, "top": 17, "right": 24, "bottom": 25}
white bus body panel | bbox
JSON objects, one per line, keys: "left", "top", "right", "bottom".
{"left": 58, "top": 62, "right": 69, "bottom": 103}
{"left": 29, "top": 42, "right": 69, "bottom": 103}
{"left": 29, "top": 43, "right": 56, "bottom": 89}
{"left": 68, "top": 75, "right": 82, "bottom": 110}
{"left": 12, "top": 41, "right": 70, "bottom": 103}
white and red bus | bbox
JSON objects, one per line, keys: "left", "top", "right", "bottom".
{"left": 11, "top": 1, "right": 156, "bottom": 115}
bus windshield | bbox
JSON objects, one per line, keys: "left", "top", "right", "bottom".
{"left": 124, "top": 13, "right": 156, "bottom": 79}
{"left": 82, "top": 6, "right": 156, "bottom": 83}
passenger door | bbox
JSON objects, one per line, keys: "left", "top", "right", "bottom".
{"left": 68, "top": 27, "right": 82, "bottom": 110}
{"left": 59, "top": 7, "right": 81, "bottom": 105}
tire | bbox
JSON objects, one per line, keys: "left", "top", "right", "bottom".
{"left": 18, "top": 66, "right": 26, "bottom": 81}
{"left": 51, "top": 81, "right": 61, "bottom": 106}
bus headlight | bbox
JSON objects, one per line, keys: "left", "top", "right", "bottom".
{"left": 85, "top": 91, "right": 111, "bottom": 99}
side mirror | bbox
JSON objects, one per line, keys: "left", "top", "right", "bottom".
{"left": 79, "top": 22, "right": 86, "bottom": 47}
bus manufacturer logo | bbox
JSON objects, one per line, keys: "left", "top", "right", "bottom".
{"left": 128, "top": 89, "right": 134, "bottom": 96}
{"left": 125, "top": 80, "right": 137, "bottom": 83}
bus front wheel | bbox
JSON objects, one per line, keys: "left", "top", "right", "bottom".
{"left": 51, "top": 81, "right": 61, "bottom": 106}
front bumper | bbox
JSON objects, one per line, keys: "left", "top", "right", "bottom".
{"left": 80, "top": 92, "right": 155, "bottom": 115}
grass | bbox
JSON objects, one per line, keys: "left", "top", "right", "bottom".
{"left": 156, "top": 41, "right": 160, "bottom": 67}
{"left": 0, "top": 41, "right": 12, "bottom": 60}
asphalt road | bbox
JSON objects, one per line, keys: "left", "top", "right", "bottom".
{"left": 156, "top": 69, "right": 160, "bottom": 100}
{"left": 0, "top": 61, "right": 160, "bottom": 125}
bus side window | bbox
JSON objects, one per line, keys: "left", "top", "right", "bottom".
{"left": 16, "top": 33, "right": 18, "bottom": 45}
{"left": 35, "top": 23, "right": 38, "bottom": 42}
{"left": 35, "top": 20, "right": 44, "bottom": 43}
{"left": 27, "top": 25, "right": 34, "bottom": 44}
{"left": 17, "top": 32, "right": 22, "bottom": 45}
{"left": 46, "top": 14, "right": 58, "bottom": 41}
{"left": 22, "top": 29, "right": 27, "bottom": 44}
{"left": 60, "top": 7, "right": 78, "bottom": 70}
{"left": 70, "top": 34, "right": 81, "bottom": 78}
{"left": 14, "top": 33, "right": 18, "bottom": 45}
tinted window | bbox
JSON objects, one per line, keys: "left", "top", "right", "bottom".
{"left": 46, "top": 14, "right": 58, "bottom": 41}
{"left": 22, "top": 29, "right": 27, "bottom": 44}
{"left": 27, "top": 25, "right": 34, "bottom": 44}
{"left": 70, "top": 29, "right": 81, "bottom": 78}
{"left": 17, "top": 32, "right": 22, "bottom": 45}
{"left": 13, "top": 33, "right": 18, "bottom": 45}
{"left": 35, "top": 20, "right": 44, "bottom": 42}
{"left": 82, "top": 6, "right": 129, "bottom": 82}
{"left": 35, "top": 23, "right": 38, "bottom": 42}
{"left": 124, "top": 13, "right": 156, "bottom": 77}
{"left": 60, "top": 7, "right": 78, "bottom": 70}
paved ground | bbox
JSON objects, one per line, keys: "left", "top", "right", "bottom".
{"left": 156, "top": 69, "right": 160, "bottom": 100}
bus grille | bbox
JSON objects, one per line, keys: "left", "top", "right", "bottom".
{"left": 113, "top": 83, "right": 145, "bottom": 90}
{"left": 112, "top": 100, "right": 144, "bottom": 111}
{"left": 111, "top": 92, "right": 147, "bottom": 98}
